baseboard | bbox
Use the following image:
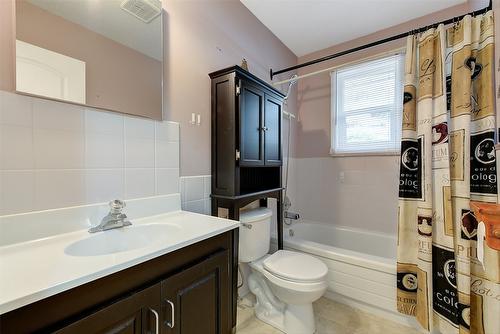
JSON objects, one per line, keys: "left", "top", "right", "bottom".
{"left": 323, "top": 290, "right": 424, "bottom": 332}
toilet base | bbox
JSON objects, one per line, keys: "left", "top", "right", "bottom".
{"left": 283, "top": 304, "right": 315, "bottom": 334}
{"left": 248, "top": 273, "right": 316, "bottom": 334}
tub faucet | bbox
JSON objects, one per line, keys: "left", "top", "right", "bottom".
{"left": 89, "top": 199, "right": 132, "bottom": 233}
{"left": 284, "top": 211, "right": 300, "bottom": 220}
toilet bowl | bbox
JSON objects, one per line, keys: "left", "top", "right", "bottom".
{"left": 239, "top": 208, "right": 328, "bottom": 334}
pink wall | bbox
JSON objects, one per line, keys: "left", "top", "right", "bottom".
{"left": 0, "top": 0, "right": 15, "bottom": 92}
{"left": 162, "top": 0, "right": 297, "bottom": 176}
{"left": 15, "top": 1, "right": 162, "bottom": 120}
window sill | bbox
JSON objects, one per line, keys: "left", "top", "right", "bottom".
{"left": 329, "top": 149, "right": 400, "bottom": 158}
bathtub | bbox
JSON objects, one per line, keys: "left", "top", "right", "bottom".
{"left": 271, "top": 221, "right": 415, "bottom": 325}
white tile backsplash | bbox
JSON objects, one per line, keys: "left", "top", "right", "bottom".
{"left": 180, "top": 175, "right": 211, "bottom": 215}
{"left": 125, "top": 137, "right": 155, "bottom": 168}
{"left": 85, "top": 109, "right": 124, "bottom": 134}
{"left": 155, "top": 140, "right": 179, "bottom": 168}
{"left": 0, "top": 91, "right": 32, "bottom": 126}
{"left": 85, "top": 169, "right": 125, "bottom": 204}
{"left": 34, "top": 170, "right": 86, "bottom": 210}
{"left": 125, "top": 168, "right": 156, "bottom": 199}
{"left": 85, "top": 133, "right": 124, "bottom": 168}
{"left": 183, "top": 176, "right": 205, "bottom": 202}
{"left": 155, "top": 122, "right": 179, "bottom": 142}
{"left": 0, "top": 91, "right": 180, "bottom": 215}
{"left": 33, "top": 98, "right": 84, "bottom": 131}
{"left": 0, "top": 171, "right": 35, "bottom": 215}
{"left": 0, "top": 125, "right": 34, "bottom": 169}
{"left": 156, "top": 168, "right": 180, "bottom": 195}
{"left": 34, "top": 128, "right": 85, "bottom": 169}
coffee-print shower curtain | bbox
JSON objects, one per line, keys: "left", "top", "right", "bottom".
{"left": 397, "top": 11, "right": 499, "bottom": 334}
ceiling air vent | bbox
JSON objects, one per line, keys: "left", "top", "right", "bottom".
{"left": 120, "top": 0, "right": 161, "bottom": 23}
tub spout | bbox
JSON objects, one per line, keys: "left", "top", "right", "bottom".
{"left": 285, "top": 211, "right": 300, "bottom": 220}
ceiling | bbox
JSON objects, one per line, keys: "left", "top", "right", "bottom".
{"left": 241, "top": 0, "right": 473, "bottom": 57}
{"left": 27, "top": 0, "right": 162, "bottom": 60}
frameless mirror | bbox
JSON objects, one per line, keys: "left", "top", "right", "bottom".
{"left": 15, "top": 0, "right": 163, "bottom": 120}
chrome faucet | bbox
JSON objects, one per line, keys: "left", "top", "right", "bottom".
{"left": 89, "top": 200, "right": 132, "bottom": 233}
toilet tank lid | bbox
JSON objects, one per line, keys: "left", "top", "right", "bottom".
{"left": 239, "top": 208, "right": 273, "bottom": 223}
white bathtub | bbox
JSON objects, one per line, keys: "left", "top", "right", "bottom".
{"left": 272, "top": 221, "right": 414, "bottom": 325}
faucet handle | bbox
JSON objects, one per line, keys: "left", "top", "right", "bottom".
{"left": 109, "top": 199, "right": 126, "bottom": 213}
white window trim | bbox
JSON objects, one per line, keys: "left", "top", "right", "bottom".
{"left": 329, "top": 50, "right": 405, "bottom": 157}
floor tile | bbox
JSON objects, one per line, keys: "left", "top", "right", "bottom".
{"left": 236, "top": 296, "right": 421, "bottom": 334}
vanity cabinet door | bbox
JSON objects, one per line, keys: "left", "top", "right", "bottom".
{"left": 55, "top": 283, "right": 161, "bottom": 334}
{"left": 161, "top": 250, "right": 230, "bottom": 334}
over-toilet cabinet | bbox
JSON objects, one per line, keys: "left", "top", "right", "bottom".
{"left": 209, "top": 66, "right": 285, "bottom": 249}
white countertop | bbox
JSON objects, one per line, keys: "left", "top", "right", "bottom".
{"left": 0, "top": 210, "right": 239, "bottom": 315}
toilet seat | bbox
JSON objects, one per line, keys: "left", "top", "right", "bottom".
{"left": 263, "top": 250, "right": 328, "bottom": 283}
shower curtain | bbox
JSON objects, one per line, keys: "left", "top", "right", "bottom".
{"left": 396, "top": 11, "right": 499, "bottom": 334}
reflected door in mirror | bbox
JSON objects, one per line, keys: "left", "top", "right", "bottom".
{"left": 15, "top": 0, "right": 163, "bottom": 120}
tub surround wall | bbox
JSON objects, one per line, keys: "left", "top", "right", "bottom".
{"left": 286, "top": 156, "right": 400, "bottom": 235}
{"left": 0, "top": 91, "right": 180, "bottom": 216}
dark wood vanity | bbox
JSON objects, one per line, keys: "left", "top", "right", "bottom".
{"left": 0, "top": 230, "right": 238, "bottom": 334}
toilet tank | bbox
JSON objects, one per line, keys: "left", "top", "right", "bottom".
{"left": 239, "top": 208, "right": 273, "bottom": 263}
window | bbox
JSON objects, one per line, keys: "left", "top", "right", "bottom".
{"left": 331, "top": 54, "right": 404, "bottom": 155}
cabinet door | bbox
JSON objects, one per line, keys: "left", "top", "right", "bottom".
{"left": 264, "top": 94, "right": 282, "bottom": 165}
{"left": 161, "top": 250, "right": 230, "bottom": 334}
{"left": 55, "top": 283, "right": 161, "bottom": 334}
{"left": 239, "top": 81, "right": 264, "bottom": 166}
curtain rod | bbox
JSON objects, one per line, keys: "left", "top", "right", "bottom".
{"left": 269, "top": 0, "right": 492, "bottom": 80}
{"left": 272, "top": 47, "right": 405, "bottom": 86}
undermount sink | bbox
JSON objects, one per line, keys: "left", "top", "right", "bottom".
{"left": 64, "top": 223, "right": 181, "bottom": 257}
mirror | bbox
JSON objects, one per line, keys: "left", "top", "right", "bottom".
{"left": 15, "top": 0, "right": 163, "bottom": 120}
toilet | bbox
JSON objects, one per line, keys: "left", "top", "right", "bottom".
{"left": 239, "top": 208, "right": 328, "bottom": 334}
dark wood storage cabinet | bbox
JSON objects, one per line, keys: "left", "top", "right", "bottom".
{"left": 0, "top": 231, "right": 237, "bottom": 334}
{"left": 209, "top": 66, "right": 285, "bottom": 249}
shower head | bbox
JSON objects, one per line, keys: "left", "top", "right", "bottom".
{"left": 284, "top": 74, "right": 298, "bottom": 100}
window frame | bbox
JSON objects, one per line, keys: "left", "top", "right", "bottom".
{"left": 330, "top": 52, "right": 405, "bottom": 157}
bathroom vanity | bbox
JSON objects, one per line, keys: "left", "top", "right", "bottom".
{"left": 0, "top": 196, "right": 239, "bottom": 334}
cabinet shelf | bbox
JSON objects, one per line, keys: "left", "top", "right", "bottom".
{"left": 211, "top": 187, "right": 284, "bottom": 201}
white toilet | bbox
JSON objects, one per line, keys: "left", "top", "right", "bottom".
{"left": 239, "top": 208, "right": 328, "bottom": 334}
